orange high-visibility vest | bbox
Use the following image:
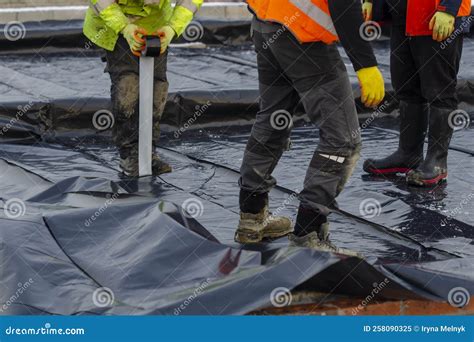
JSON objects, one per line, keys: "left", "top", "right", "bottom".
{"left": 247, "top": 0, "right": 339, "bottom": 44}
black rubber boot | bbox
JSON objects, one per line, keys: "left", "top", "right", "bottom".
{"left": 363, "top": 101, "right": 428, "bottom": 175}
{"left": 407, "top": 106, "right": 454, "bottom": 186}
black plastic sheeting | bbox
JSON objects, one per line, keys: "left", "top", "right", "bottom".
{"left": 0, "top": 20, "right": 473, "bottom": 315}
{"left": 0, "top": 119, "right": 473, "bottom": 315}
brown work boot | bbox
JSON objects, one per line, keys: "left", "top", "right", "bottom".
{"left": 288, "top": 230, "right": 362, "bottom": 258}
{"left": 152, "top": 154, "right": 172, "bottom": 175}
{"left": 290, "top": 206, "right": 362, "bottom": 257}
{"left": 235, "top": 206, "right": 293, "bottom": 244}
{"left": 120, "top": 149, "right": 172, "bottom": 177}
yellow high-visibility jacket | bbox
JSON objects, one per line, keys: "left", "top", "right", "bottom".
{"left": 83, "top": 0, "right": 203, "bottom": 51}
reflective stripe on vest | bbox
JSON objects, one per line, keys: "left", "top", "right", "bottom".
{"left": 93, "top": 0, "right": 116, "bottom": 12}
{"left": 176, "top": 0, "right": 199, "bottom": 13}
{"left": 289, "top": 0, "right": 337, "bottom": 36}
{"left": 246, "top": 0, "right": 338, "bottom": 43}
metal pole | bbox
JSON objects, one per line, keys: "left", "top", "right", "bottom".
{"left": 138, "top": 56, "right": 154, "bottom": 177}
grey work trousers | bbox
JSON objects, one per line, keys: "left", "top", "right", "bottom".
{"left": 239, "top": 18, "right": 362, "bottom": 215}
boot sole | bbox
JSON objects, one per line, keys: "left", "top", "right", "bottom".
{"left": 234, "top": 226, "right": 293, "bottom": 244}
{"left": 365, "top": 167, "right": 412, "bottom": 175}
{"left": 406, "top": 173, "right": 447, "bottom": 187}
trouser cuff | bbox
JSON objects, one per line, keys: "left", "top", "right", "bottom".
{"left": 294, "top": 205, "right": 327, "bottom": 237}
{"left": 239, "top": 190, "right": 268, "bottom": 214}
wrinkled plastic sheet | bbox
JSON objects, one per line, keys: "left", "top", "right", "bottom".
{"left": 0, "top": 22, "right": 474, "bottom": 315}
{"left": 0, "top": 119, "right": 473, "bottom": 315}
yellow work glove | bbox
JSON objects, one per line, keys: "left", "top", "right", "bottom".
{"left": 356, "top": 66, "right": 385, "bottom": 108}
{"left": 156, "top": 26, "right": 176, "bottom": 54}
{"left": 122, "top": 24, "right": 146, "bottom": 54}
{"left": 362, "top": 1, "right": 373, "bottom": 21}
{"left": 429, "top": 11, "right": 455, "bottom": 42}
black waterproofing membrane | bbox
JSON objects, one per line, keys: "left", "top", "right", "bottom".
{"left": 0, "top": 19, "right": 473, "bottom": 315}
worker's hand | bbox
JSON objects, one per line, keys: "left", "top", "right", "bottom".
{"left": 362, "top": 1, "right": 373, "bottom": 22}
{"left": 429, "top": 11, "right": 455, "bottom": 42}
{"left": 122, "top": 24, "right": 146, "bottom": 54}
{"left": 155, "top": 25, "right": 176, "bottom": 54}
{"left": 356, "top": 66, "right": 385, "bottom": 108}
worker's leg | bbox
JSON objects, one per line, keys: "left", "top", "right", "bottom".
{"left": 265, "top": 28, "right": 361, "bottom": 246}
{"left": 407, "top": 34, "right": 463, "bottom": 186}
{"left": 363, "top": 23, "right": 428, "bottom": 175}
{"left": 106, "top": 37, "right": 171, "bottom": 176}
{"left": 235, "top": 22, "right": 297, "bottom": 243}
{"left": 152, "top": 51, "right": 172, "bottom": 175}
{"left": 106, "top": 37, "right": 140, "bottom": 169}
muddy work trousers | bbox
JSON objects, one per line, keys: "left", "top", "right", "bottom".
{"left": 239, "top": 18, "right": 362, "bottom": 216}
{"left": 105, "top": 37, "right": 169, "bottom": 159}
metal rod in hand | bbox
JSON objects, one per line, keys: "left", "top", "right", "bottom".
{"left": 138, "top": 36, "right": 161, "bottom": 177}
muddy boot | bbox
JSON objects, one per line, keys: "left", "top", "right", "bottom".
{"left": 363, "top": 101, "right": 428, "bottom": 175}
{"left": 120, "top": 147, "right": 172, "bottom": 177}
{"left": 235, "top": 190, "right": 292, "bottom": 244}
{"left": 288, "top": 206, "right": 362, "bottom": 257}
{"left": 152, "top": 154, "right": 172, "bottom": 175}
{"left": 407, "top": 106, "right": 454, "bottom": 186}
{"left": 120, "top": 152, "right": 139, "bottom": 177}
